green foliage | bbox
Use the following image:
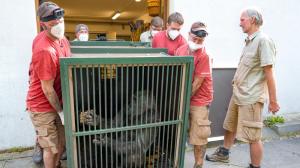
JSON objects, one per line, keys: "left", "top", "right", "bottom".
{"left": 0, "top": 147, "right": 33, "bottom": 154}
{"left": 263, "top": 115, "right": 285, "bottom": 127}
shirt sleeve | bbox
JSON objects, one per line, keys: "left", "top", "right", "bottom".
{"left": 259, "top": 38, "right": 276, "bottom": 67}
{"left": 179, "top": 35, "right": 187, "bottom": 47}
{"left": 194, "top": 54, "right": 211, "bottom": 78}
{"left": 152, "top": 35, "right": 158, "bottom": 48}
{"left": 33, "top": 50, "right": 57, "bottom": 81}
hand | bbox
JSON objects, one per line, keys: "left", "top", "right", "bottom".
{"left": 80, "top": 110, "right": 98, "bottom": 126}
{"left": 92, "top": 134, "right": 106, "bottom": 145}
{"left": 269, "top": 101, "right": 280, "bottom": 114}
{"left": 58, "top": 111, "right": 64, "bottom": 125}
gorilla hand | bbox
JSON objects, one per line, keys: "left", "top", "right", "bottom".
{"left": 80, "top": 110, "right": 99, "bottom": 126}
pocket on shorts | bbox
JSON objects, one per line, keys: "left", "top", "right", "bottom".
{"left": 36, "top": 128, "right": 49, "bottom": 147}
{"left": 241, "top": 120, "right": 263, "bottom": 142}
{"left": 196, "top": 119, "right": 211, "bottom": 138}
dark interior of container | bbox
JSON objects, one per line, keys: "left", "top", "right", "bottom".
{"left": 70, "top": 64, "right": 184, "bottom": 168}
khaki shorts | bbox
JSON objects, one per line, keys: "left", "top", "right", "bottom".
{"left": 223, "top": 97, "right": 264, "bottom": 143}
{"left": 29, "top": 111, "right": 65, "bottom": 154}
{"left": 189, "top": 106, "right": 211, "bottom": 145}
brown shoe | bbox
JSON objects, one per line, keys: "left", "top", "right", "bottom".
{"left": 205, "top": 146, "right": 229, "bottom": 163}
{"left": 194, "top": 163, "right": 202, "bottom": 168}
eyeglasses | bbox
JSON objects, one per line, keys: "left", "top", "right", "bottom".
{"left": 41, "top": 8, "right": 65, "bottom": 22}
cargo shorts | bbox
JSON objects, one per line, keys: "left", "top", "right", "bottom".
{"left": 29, "top": 111, "right": 65, "bottom": 154}
{"left": 189, "top": 106, "right": 211, "bottom": 145}
{"left": 223, "top": 97, "right": 264, "bottom": 143}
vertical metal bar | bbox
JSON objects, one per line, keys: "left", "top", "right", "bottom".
{"left": 131, "top": 65, "right": 134, "bottom": 168}
{"left": 147, "top": 65, "right": 155, "bottom": 167}
{"left": 92, "top": 66, "right": 98, "bottom": 168}
{"left": 104, "top": 64, "right": 108, "bottom": 168}
{"left": 86, "top": 66, "right": 93, "bottom": 168}
{"left": 170, "top": 65, "right": 179, "bottom": 163}
{"left": 135, "top": 66, "right": 144, "bottom": 167}
{"left": 125, "top": 65, "right": 129, "bottom": 168}
{"left": 120, "top": 64, "right": 124, "bottom": 167}
{"left": 157, "top": 65, "right": 165, "bottom": 166}
{"left": 115, "top": 65, "right": 119, "bottom": 168}
{"left": 144, "top": 65, "right": 151, "bottom": 168}
{"left": 153, "top": 65, "right": 160, "bottom": 167}
{"left": 74, "top": 66, "right": 82, "bottom": 168}
{"left": 160, "top": 64, "right": 169, "bottom": 168}
{"left": 140, "top": 65, "right": 145, "bottom": 167}
{"left": 80, "top": 66, "right": 87, "bottom": 167}
{"left": 166, "top": 65, "right": 175, "bottom": 165}
{"left": 110, "top": 64, "right": 113, "bottom": 168}
{"left": 175, "top": 65, "right": 185, "bottom": 167}
{"left": 179, "top": 63, "right": 193, "bottom": 168}
{"left": 98, "top": 66, "right": 103, "bottom": 167}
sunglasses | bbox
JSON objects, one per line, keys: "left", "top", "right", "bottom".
{"left": 191, "top": 29, "right": 208, "bottom": 38}
{"left": 41, "top": 8, "right": 65, "bottom": 22}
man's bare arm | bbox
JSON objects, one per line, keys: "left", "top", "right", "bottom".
{"left": 191, "top": 76, "right": 205, "bottom": 96}
{"left": 41, "top": 79, "right": 62, "bottom": 112}
{"left": 264, "top": 65, "right": 280, "bottom": 114}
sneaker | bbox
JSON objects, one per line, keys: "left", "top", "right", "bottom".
{"left": 205, "top": 146, "right": 229, "bottom": 163}
{"left": 194, "top": 164, "right": 202, "bottom": 168}
{"left": 32, "top": 143, "right": 43, "bottom": 164}
{"left": 248, "top": 164, "right": 260, "bottom": 168}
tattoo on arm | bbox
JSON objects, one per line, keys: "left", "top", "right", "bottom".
{"left": 41, "top": 80, "right": 62, "bottom": 112}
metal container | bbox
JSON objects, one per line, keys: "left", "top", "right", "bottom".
{"left": 60, "top": 53, "right": 193, "bottom": 168}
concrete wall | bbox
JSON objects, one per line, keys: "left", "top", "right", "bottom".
{"left": 170, "top": 0, "right": 300, "bottom": 115}
{"left": 0, "top": 0, "right": 37, "bottom": 150}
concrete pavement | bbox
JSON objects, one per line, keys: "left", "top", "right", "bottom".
{"left": 0, "top": 137, "right": 300, "bottom": 168}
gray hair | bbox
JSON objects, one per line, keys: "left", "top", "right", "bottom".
{"left": 244, "top": 8, "right": 263, "bottom": 26}
{"left": 151, "top": 16, "right": 163, "bottom": 27}
{"left": 75, "top": 24, "right": 89, "bottom": 34}
{"left": 167, "top": 12, "right": 184, "bottom": 25}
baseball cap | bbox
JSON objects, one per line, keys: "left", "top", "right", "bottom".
{"left": 37, "top": 1, "right": 64, "bottom": 22}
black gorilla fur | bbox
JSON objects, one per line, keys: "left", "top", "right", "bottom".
{"left": 80, "top": 90, "right": 159, "bottom": 167}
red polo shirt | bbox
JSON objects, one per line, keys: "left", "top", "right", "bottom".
{"left": 26, "top": 31, "right": 71, "bottom": 112}
{"left": 152, "top": 30, "right": 186, "bottom": 56}
{"left": 176, "top": 44, "right": 213, "bottom": 106}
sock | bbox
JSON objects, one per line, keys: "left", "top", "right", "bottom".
{"left": 249, "top": 164, "right": 261, "bottom": 168}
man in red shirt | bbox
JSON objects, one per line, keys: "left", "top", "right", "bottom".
{"left": 26, "top": 2, "right": 71, "bottom": 168}
{"left": 152, "top": 12, "right": 187, "bottom": 55}
{"left": 176, "top": 22, "right": 213, "bottom": 168}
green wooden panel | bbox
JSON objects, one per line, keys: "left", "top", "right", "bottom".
{"left": 71, "top": 47, "right": 167, "bottom": 54}
{"left": 70, "top": 41, "right": 151, "bottom": 47}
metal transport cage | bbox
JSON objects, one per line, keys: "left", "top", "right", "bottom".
{"left": 70, "top": 41, "right": 151, "bottom": 48}
{"left": 60, "top": 53, "right": 193, "bottom": 168}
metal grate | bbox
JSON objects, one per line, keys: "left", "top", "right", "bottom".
{"left": 61, "top": 55, "right": 193, "bottom": 168}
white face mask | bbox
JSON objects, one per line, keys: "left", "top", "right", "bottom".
{"left": 78, "top": 33, "right": 89, "bottom": 41}
{"left": 50, "top": 21, "right": 65, "bottom": 39}
{"left": 168, "top": 30, "right": 180, "bottom": 40}
{"left": 188, "top": 40, "right": 204, "bottom": 51}
{"left": 151, "top": 30, "right": 159, "bottom": 37}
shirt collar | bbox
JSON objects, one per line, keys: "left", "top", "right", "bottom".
{"left": 245, "top": 31, "right": 260, "bottom": 43}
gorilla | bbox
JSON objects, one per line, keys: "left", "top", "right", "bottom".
{"left": 80, "top": 90, "right": 160, "bottom": 167}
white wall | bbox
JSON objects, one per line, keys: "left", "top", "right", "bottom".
{"left": 0, "top": 0, "right": 37, "bottom": 150}
{"left": 170, "top": 0, "right": 300, "bottom": 115}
